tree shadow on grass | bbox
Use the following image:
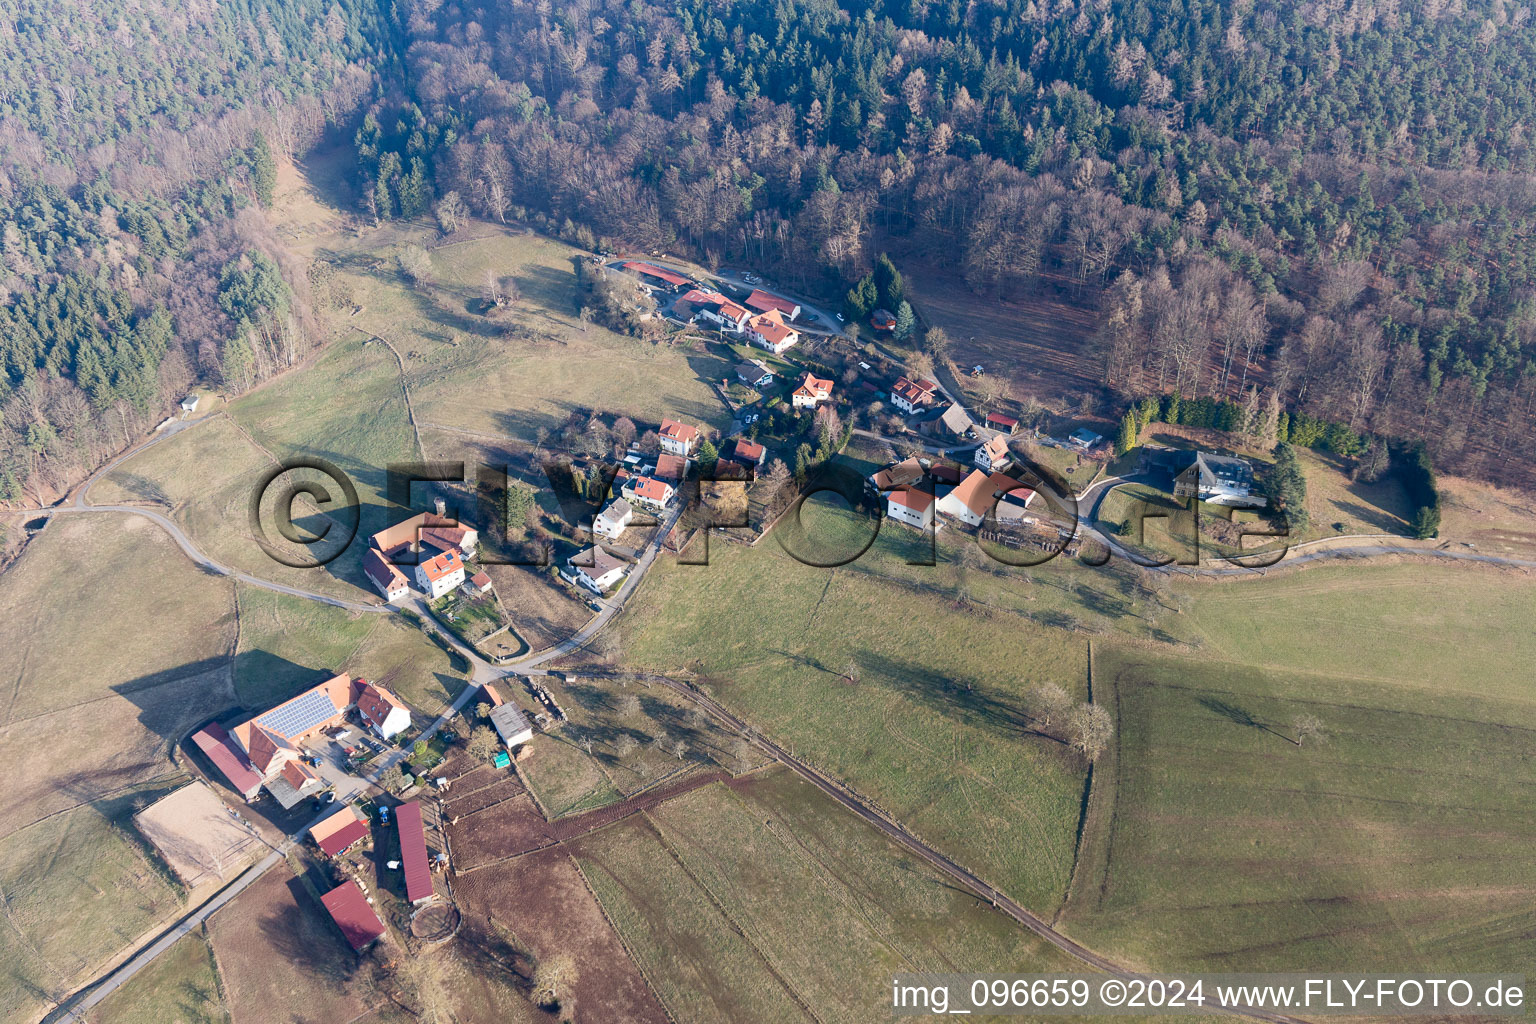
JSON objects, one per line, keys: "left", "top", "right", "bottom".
{"left": 1197, "top": 696, "right": 1293, "bottom": 743}
{"left": 855, "top": 650, "right": 1062, "bottom": 744}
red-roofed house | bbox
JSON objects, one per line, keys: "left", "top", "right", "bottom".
{"left": 732, "top": 438, "right": 766, "bottom": 468}
{"left": 468, "top": 571, "right": 493, "bottom": 594}
{"left": 192, "top": 724, "right": 263, "bottom": 801}
{"left": 680, "top": 288, "right": 752, "bottom": 331}
{"left": 311, "top": 806, "right": 370, "bottom": 858}
{"left": 746, "top": 309, "right": 800, "bottom": 354}
{"left": 791, "top": 372, "right": 833, "bottom": 410}
{"left": 745, "top": 289, "right": 801, "bottom": 320}
{"left": 622, "top": 261, "right": 691, "bottom": 291}
{"left": 621, "top": 474, "right": 675, "bottom": 510}
{"left": 890, "top": 377, "right": 939, "bottom": 414}
{"left": 355, "top": 681, "right": 411, "bottom": 740}
{"left": 658, "top": 418, "right": 699, "bottom": 456}
{"left": 395, "top": 801, "right": 434, "bottom": 905}
{"left": 415, "top": 548, "right": 465, "bottom": 599}
{"left": 653, "top": 453, "right": 687, "bottom": 483}
{"left": 321, "top": 880, "right": 387, "bottom": 951}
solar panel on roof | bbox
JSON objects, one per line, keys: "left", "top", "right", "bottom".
{"left": 256, "top": 689, "right": 340, "bottom": 739}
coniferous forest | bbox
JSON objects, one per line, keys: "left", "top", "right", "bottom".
{"left": 7, "top": 0, "right": 1536, "bottom": 498}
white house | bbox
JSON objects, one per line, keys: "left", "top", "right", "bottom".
{"left": 180, "top": 394, "right": 200, "bottom": 413}
{"left": 791, "top": 372, "right": 833, "bottom": 410}
{"left": 363, "top": 549, "right": 411, "bottom": 603}
{"left": 974, "top": 433, "right": 1011, "bottom": 472}
{"left": 937, "top": 469, "right": 1033, "bottom": 527}
{"left": 593, "top": 498, "right": 634, "bottom": 540}
{"left": 490, "top": 703, "right": 534, "bottom": 748}
{"left": 682, "top": 289, "right": 752, "bottom": 332}
{"left": 746, "top": 310, "right": 800, "bottom": 355}
{"left": 355, "top": 682, "right": 412, "bottom": 740}
{"left": 736, "top": 360, "right": 774, "bottom": 388}
{"left": 658, "top": 418, "right": 699, "bottom": 456}
{"left": 415, "top": 548, "right": 466, "bottom": 599}
{"left": 569, "top": 547, "right": 630, "bottom": 594}
{"left": 1173, "top": 452, "right": 1265, "bottom": 507}
{"left": 890, "top": 377, "right": 939, "bottom": 414}
{"left": 886, "top": 487, "right": 935, "bottom": 528}
{"left": 621, "top": 474, "right": 674, "bottom": 511}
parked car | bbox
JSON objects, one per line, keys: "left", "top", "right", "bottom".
{"left": 804, "top": 313, "right": 820, "bottom": 322}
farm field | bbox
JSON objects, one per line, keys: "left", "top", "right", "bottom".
{"left": 0, "top": 792, "right": 188, "bottom": 1024}
{"left": 618, "top": 500, "right": 1091, "bottom": 913}
{"left": 205, "top": 867, "right": 371, "bottom": 1024}
{"left": 91, "top": 930, "right": 229, "bottom": 1024}
{"left": 310, "top": 219, "right": 734, "bottom": 448}
{"left": 450, "top": 844, "right": 670, "bottom": 1024}
{"left": 1063, "top": 640, "right": 1536, "bottom": 975}
{"left": 573, "top": 769, "right": 1092, "bottom": 1024}
{"left": 1182, "top": 563, "right": 1536, "bottom": 700}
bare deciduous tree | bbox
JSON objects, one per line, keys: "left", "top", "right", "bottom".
{"left": 1068, "top": 702, "right": 1114, "bottom": 761}
{"left": 1292, "top": 713, "right": 1325, "bottom": 747}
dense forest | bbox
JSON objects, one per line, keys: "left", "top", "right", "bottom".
{"left": 0, "top": 0, "right": 392, "bottom": 500}
{"left": 6, "top": 0, "right": 1536, "bottom": 499}
{"left": 359, "top": 0, "right": 1536, "bottom": 483}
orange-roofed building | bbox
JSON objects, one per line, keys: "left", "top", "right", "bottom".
{"left": 414, "top": 548, "right": 465, "bottom": 599}
{"left": 791, "top": 372, "right": 833, "bottom": 410}
{"left": 658, "top": 418, "right": 699, "bottom": 456}
{"left": 746, "top": 309, "right": 800, "bottom": 355}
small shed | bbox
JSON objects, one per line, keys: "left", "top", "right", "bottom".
{"left": 180, "top": 394, "right": 200, "bottom": 413}
{"left": 492, "top": 751, "right": 511, "bottom": 769}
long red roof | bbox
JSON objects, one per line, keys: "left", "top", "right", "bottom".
{"left": 623, "top": 261, "right": 690, "bottom": 287}
{"left": 395, "top": 801, "right": 432, "bottom": 903}
{"left": 192, "top": 724, "right": 263, "bottom": 796}
{"left": 320, "top": 881, "right": 386, "bottom": 951}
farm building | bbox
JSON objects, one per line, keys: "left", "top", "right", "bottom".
{"left": 192, "top": 723, "right": 263, "bottom": 801}
{"left": 936, "top": 404, "right": 975, "bottom": 439}
{"left": 937, "top": 469, "right": 1034, "bottom": 527}
{"left": 363, "top": 549, "right": 410, "bottom": 603}
{"left": 986, "top": 412, "right": 1020, "bottom": 434}
{"left": 680, "top": 288, "right": 751, "bottom": 331}
{"left": 490, "top": 702, "right": 535, "bottom": 749}
{"left": 622, "top": 261, "right": 691, "bottom": 292}
{"left": 311, "top": 806, "right": 370, "bottom": 858}
{"left": 745, "top": 289, "right": 801, "bottom": 320}
{"left": 395, "top": 801, "right": 434, "bottom": 905}
{"left": 468, "top": 571, "right": 493, "bottom": 594}
{"left": 320, "top": 880, "right": 387, "bottom": 952}
{"left": 886, "top": 487, "right": 936, "bottom": 529}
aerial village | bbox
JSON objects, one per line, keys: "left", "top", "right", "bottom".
{"left": 130, "top": 258, "right": 1265, "bottom": 968}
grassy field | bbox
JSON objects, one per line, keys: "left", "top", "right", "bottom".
{"left": 233, "top": 587, "right": 467, "bottom": 714}
{"left": 92, "top": 930, "right": 228, "bottom": 1024}
{"left": 618, "top": 500, "right": 1091, "bottom": 912}
{"left": 1063, "top": 639, "right": 1536, "bottom": 974}
{"left": 0, "top": 793, "right": 189, "bottom": 1024}
{"left": 573, "top": 769, "right": 1090, "bottom": 1024}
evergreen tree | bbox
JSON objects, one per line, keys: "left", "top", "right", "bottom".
{"left": 398, "top": 157, "right": 431, "bottom": 218}
{"left": 844, "top": 274, "right": 877, "bottom": 320}
{"left": 249, "top": 132, "right": 277, "bottom": 208}
{"left": 874, "top": 253, "right": 904, "bottom": 309}
{"left": 1114, "top": 409, "right": 1139, "bottom": 457}
{"left": 697, "top": 437, "right": 719, "bottom": 475}
{"left": 893, "top": 300, "right": 916, "bottom": 341}
{"left": 1265, "top": 442, "right": 1309, "bottom": 532}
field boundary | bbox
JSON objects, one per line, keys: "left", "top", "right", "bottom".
{"left": 565, "top": 850, "right": 682, "bottom": 1024}
{"left": 1055, "top": 638, "right": 1121, "bottom": 924}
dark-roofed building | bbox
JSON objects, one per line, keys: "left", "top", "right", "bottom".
{"left": 568, "top": 546, "right": 630, "bottom": 593}
{"left": 490, "top": 702, "right": 534, "bottom": 748}
{"left": 395, "top": 801, "right": 434, "bottom": 905}
{"left": 191, "top": 724, "right": 263, "bottom": 802}
{"left": 936, "top": 404, "right": 975, "bottom": 439}
{"left": 736, "top": 359, "right": 774, "bottom": 387}
{"left": 321, "top": 880, "right": 387, "bottom": 952}
{"left": 1174, "top": 452, "right": 1264, "bottom": 507}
